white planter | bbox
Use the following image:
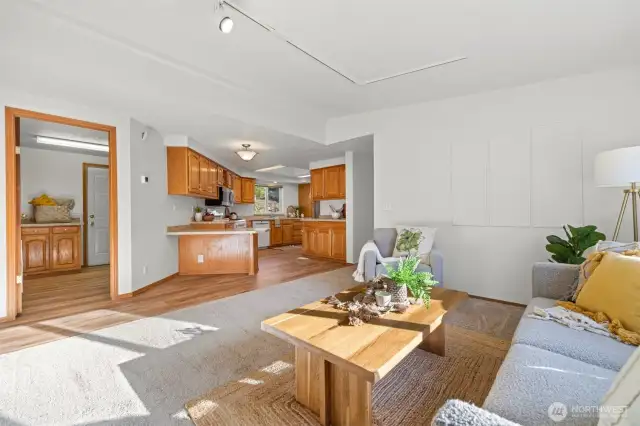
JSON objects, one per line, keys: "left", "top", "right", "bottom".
{"left": 194, "top": 212, "right": 203, "bottom": 222}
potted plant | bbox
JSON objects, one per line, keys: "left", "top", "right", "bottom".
{"left": 385, "top": 255, "right": 438, "bottom": 307}
{"left": 546, "top": 225, "right": 605, "bottom": 264}
{"left": 193, "top": 206, "right": 204, "bottom": 222}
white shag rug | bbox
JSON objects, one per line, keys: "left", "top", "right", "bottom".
{"left": 0, "top": 267, "right": 356, "bottom": 426}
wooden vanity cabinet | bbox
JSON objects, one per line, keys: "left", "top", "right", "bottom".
{"left": 22, "top": 225, "right": 81, "bottom": 276}
{"left": 310, "top": 165, "right": 346, "bottom": 200}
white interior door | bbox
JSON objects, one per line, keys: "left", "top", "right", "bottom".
{"left": 87, "top": 167, "right": 110, "bottom": 266}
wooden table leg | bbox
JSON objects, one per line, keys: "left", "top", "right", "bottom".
{"left": 418, "top": 322, "right": 446, "bottom": 356}
{"left": 295, "top": 347, "right": 373, "bottom": 426}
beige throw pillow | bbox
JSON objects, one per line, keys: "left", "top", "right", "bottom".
{"left": 392, "top": 226, "right": 436, "bottom": 263}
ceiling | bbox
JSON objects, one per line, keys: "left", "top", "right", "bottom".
{"left": 2, "top": 0, "right": 640, "bottom": 169}
{"left": 19, "top": 118, "right": 109, "bottom": 157}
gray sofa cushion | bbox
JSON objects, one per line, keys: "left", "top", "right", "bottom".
{"left": 512, "top": 297, "right": 634, "bottom": 371}
{"left": 484, "top": 344, "right": 616, "bottom": 426}
{"left": 433, "top": 400, "right": 520, "bottom": 426}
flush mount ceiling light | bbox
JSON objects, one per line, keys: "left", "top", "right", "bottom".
{"left": 255, "top": 165, "right": 285, "bottom": 172}
{"left": 236, "top": 143, "right": 257, "bottom": 161}
{"left": 36, "top": 136, "right": 109, "bottom": 152}
{"left": 298, "top": 174, "right": 311, "bottom": 178}
{"left": 219, "top": 16, "right": 234, "bottom": 33}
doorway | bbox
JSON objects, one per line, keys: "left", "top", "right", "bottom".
{"left": 4, "top": 107, "right": 119, "bottom": 322}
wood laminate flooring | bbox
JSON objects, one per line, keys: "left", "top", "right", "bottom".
{"left": 0, "top": 246, "right": 350, "bottom": 355}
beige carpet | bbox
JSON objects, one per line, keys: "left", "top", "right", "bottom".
{"left": 186, "top": 298, "right": 524, "bottom": 426}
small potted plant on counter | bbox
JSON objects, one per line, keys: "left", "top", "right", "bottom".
{"left": 193, "top": 206, "right": 204, "bottom": 222}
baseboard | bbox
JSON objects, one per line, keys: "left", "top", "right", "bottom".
{"left": 115, "top": 292, "right": 133, "bottom": 300}
{"left": 132, "top": 273, "right": 179, "bottom": 296}
{"left": 469, "top": 294, "right": 526, "bottom": 308}
{"left": 0, "top": 315, "right": 16, "bottom": 324}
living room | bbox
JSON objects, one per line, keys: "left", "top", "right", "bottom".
{"left": 1, "top": 1, "right": 639, "bottom": 425}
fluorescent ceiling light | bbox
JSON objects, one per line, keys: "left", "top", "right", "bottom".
{"left": 36, "top": 136, "right": 109, "bottom": 152}
{"left": 236, "top": 143, "right": 257, "bottom": 161}
{"left": 298, "top": 174, "right": 311, "bottom": 178}
{"left": 255, "top": 165, "right": 285, "bottom": 172}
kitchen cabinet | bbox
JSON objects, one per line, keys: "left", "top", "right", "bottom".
{"left": 22, "top": 225, "right": 81, "bottom": 276}
{"left": 168, "top": 147, "right": 220, "bottom": 198}
{"left": 310, "top": 165, "right": 346, "bottom": 200}
{"left": 298, "top": 183, "right": 312, "bottom": 218}
{"left": 293, "top": 221, "right": 303, "bottom": 244}
{"left": 241, "top": 178, "right": 255, "bottom": 203}
{"left": 223, "top": 169, "right": 233, "bottom": 188}
{"left": 311, "top": 169, "right": 324, "bottom": 200}
{"left": 202, "top": 158, "right": 215, "bottom": 195}
{"left": 233, "top": 174, "right": 242, "bottom": 203}
{"left": 217, "top": 164, "right": 225, "bottom": 186}
{"left": 282, "top": 222, "right": 294, "bottom": 244}
{"left": 270, "top": 221, "right": 283, "bottom": 246}
{"left": 188, "top": 150, "right": 201, "bottom": 194}
{"left": 207, "top": 160, "right": 219, "bottom": 198}
{"left": 301, "top": 221, "right": 346, "bottom": 261}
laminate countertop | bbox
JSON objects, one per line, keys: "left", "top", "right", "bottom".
{"left": 166, "top": 226, "right": 268, "bottom": 236}
{"left": 21, "top": 220, "right": 83, "bottom": 228}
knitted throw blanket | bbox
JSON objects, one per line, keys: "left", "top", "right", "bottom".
{"left": 352, "top": 240, "right": 400, "bottom": 282}
{"left": 529, "top": 302, "right": 639, "bottom": 346}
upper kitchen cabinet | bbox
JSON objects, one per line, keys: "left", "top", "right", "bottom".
{"left": 241, "top": 177, "right": 256, "bottom": 203}
{"left": 310, "top": 165, "right": 346, "bottom": 200}
{"left": 167, "top": 147, "right": 219, "bottom": 199}
{"left": 233, "top": 174, "right": 242, "bottom": 203}
{"left": 223, "top": 169, "right": 233, "bottom": 189}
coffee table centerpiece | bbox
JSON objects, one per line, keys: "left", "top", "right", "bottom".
{"left": 326, "top": 254, "right": 439, "bottom": 326}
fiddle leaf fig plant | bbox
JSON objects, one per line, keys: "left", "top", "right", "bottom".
{"left": 385, "top": 255, "right": 438, "bottom": 307}
{"left": 546, "top": 225, "right": 605, "bottom": 264}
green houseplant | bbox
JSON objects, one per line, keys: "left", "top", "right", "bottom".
{"left": 385, "top": 255, "right": 439, "bottom": 307}
{"left": 546, "top": 225, "right": 605, "bottom": 264}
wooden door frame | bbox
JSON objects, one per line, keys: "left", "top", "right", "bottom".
{"left": 4, "top": 107, "right": 119, "bottom": 321}
{"left": 82, "top": 163, "right": 109, "bottom": 267}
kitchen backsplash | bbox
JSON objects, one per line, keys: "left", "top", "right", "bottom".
{"left": 208, "top": 203, "right": 255, "bottom": 217}
{"left": 319, "top": 200, "right": 345, "bottom": 216}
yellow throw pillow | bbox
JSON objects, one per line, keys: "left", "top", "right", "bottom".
{"left": 576, "top": 252, "right": 640, "bottom": 333}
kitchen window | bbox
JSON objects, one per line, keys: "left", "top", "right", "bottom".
{"left": 254, "top": 185, "right": 282, "bottom": 214}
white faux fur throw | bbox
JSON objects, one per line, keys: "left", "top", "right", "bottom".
{"left": 352, "top": 240, "right": 400, "bottom": 282}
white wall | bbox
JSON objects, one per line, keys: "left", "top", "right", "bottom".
{"left": 0, "top": 87, "right": 133, "bottom": 318}
{"left": 310, "top": 157, "right": 345, "bottom": 169}
{"left": 327, "top": 67, "right": 640, "bottom": 303}
{"left": 129, "top": 120, "right": 202, "bottom": 291}
{"left": 20, "top": 147, "right": 108, "bottom": 217}
{"left": 346, "top": 150, "right": 374, "bottom": 263}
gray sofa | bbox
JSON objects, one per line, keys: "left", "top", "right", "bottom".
{"left": 433, "top": 262, "right": 635, "bottom": 426}
{"left": 363, "top": 228, "right": 444, "bottom": 286}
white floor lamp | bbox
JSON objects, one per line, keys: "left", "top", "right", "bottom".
{"left": 595, "top": 146, "right": 640, "bottom": 242}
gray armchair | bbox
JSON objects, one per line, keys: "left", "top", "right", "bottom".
{"left": 363, "top": 228, "right": 444, "bottom": 286}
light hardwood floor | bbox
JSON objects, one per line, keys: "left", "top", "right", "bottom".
{"left": 0, "top": 246, "right": 350, "bottom": 355}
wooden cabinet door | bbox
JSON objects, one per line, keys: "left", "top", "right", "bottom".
{"left": 330, "top": 226, "right": 346, "bottom": 261}
{"left": 302, "top": 227, "right": 316, "bottom": 255}
{"left": 51, "top": 233, "right": 80, "bottom": 270}
{"left": 282, "top": 224, "right": 294, "bottom": 244}
{"left": 217, "top": 165, "right": 225, "bottom": 186}
{"left": 23, "top": 234, "right": 50, "bottom": 274}
{"left": 316, "top": 228, "right": 332, "bottom": 257}
{"left": 311, "top": 169, "right": 324, "bottom": 200}
{"left": 241, "top": 178, "right": 255, "bottom": 203}
{"left": 201, "top": 158, "right": 214, "bottom": 195}
{"left": 187, "top": 150, "right": 201, "bottom": 193}
{"left": 270, "top": 224, "right": 283, "bottom": 246}
{"left": 323, "top": 166, "right": 341, "bottom": 199}
{"left": 233, "top": 175, "right": 242, "bottom": 203}
{"left": 298, "top": 183, "right": 312, "bottom": 217}
{"left": 208, "top": 161, "right": 219, "bottom": 198}
{"left": 338, "top": 165, "right": 346, "bottom": 199}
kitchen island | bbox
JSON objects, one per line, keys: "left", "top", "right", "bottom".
{"left": 166, "top": 226, "right": 267, "bottom": 276}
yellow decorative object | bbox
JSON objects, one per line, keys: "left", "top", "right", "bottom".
{"left": 557, "top": 301, "right": 640, "bottom": 346}
{"left": 575, "top": 251, "right": 640, "bottom": 334}
{"left": 574, "top": 249, "right": 640, "bottom": 300}
{"left": 29, "top": 194, "right": 57, "bottom": 206}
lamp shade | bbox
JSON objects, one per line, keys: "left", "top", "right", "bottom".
{"left": 594, "top": 146, "right": 640, "bottom": 187}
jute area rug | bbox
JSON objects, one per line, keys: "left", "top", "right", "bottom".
{"left": 186, "top": 298, "right": 524, "bottom": 426}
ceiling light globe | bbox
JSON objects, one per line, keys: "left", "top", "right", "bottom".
{"left": 219, "top": 17, "right": 234, "bottom": 33}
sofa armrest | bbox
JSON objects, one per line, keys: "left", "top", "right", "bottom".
{"left": 432, "top": 400, "right": 520, "bottom": 426}
{"left": 363, "top": 250, "right": 378, "bottom": 282}
{"left": 532, "top": 262, "right": 579, "bottom": 300}
{"left": 429, "top": 249, "right": 444, "bottom": 287}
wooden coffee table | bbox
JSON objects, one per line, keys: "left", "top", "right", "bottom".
{"left": 261, "top": 286, "right": 468, "bottom": 426}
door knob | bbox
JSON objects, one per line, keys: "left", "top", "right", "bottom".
{"left": 89, "top": 214, "right": 95, "bottom": 226}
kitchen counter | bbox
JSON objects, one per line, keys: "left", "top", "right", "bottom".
{"left": 166, "top": 225, "right": 267, "bottom": 236}
{"left": 21, "top": 219, "right": 83, "bottom": 228}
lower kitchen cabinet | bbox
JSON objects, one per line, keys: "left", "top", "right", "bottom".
{"left": 301, "top": 221, "right": 346, "bottom": 261}
{"left": 22, "top": 225, "right": 82, "bottom": 276}
{"left": 270, "top": 221, "right": 283, "bottom": 246}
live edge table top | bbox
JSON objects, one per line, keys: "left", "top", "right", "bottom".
{"left": 261, "top": 286, "right": 468, "bottom": 383}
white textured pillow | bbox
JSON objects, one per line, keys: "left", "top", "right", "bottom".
{"left": 596, "top": 241, "right": 640, "bottom": 253}
{"left": 598, "top": 347, "right": 639, "bottom": 425}
{"left": 392, "top": 226, "right": 437, "bottom": 262}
